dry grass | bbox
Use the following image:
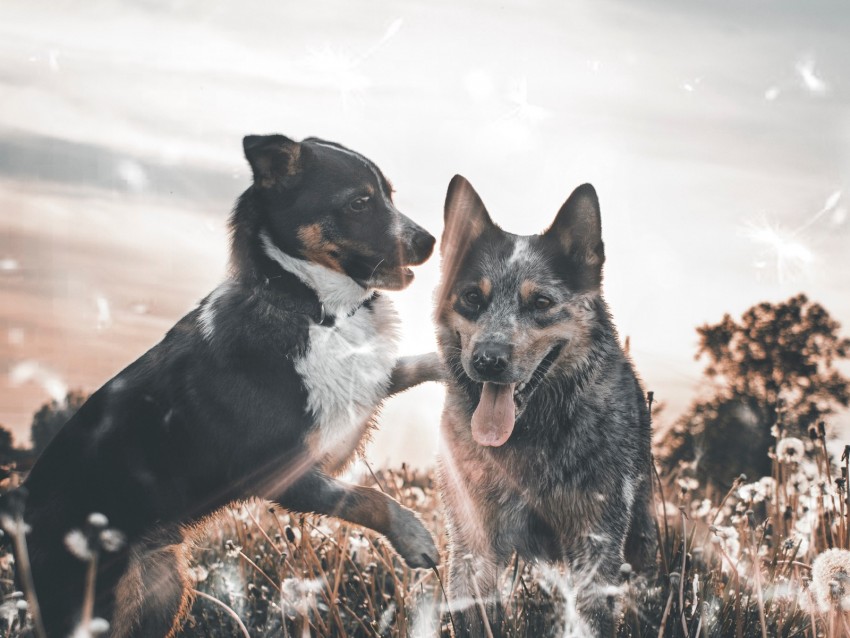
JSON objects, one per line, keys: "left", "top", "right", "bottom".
{"left": 2, "top": 425, "right": 850, "bottom": 637}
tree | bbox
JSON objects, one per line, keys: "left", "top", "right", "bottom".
{"left": 0, "top": 424, "right": 13, "bottom": 465}
{"left": 30, "top": 389, "right": 88, "bottom": 457}
{"left": 660, "top": 294, "right": 850, "bottom": 493}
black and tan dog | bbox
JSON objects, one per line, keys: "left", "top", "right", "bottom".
{"left": 9, "top": 135, "right": 441, "bottom": 637}
{"left": 435, "top": 176, "right": 655, "bottom": 636}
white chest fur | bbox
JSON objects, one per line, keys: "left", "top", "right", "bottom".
{"left": 296, "top": 294, "right": 400, "bottom": 465}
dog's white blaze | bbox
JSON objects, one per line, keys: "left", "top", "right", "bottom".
{"left": 198, "top": 281, "right": 233, "bottom": 340}
{"left": 311, "top": 141, "right": 394, "bottom": 208}
{"left": 296, "top": 294, "right": 400, "bottom": 464}
{"left": 508, "top": 236, "right": 531, "bottom": 265}
{"left": 260, "top": 232, "right": 373, "bottom": 317}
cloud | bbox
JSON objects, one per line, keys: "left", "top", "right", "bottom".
{"left": 0, "top": 131, "right": 240, "bottom": 204}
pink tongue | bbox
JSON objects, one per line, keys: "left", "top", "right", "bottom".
{"left": 471, "top": 382, "right": 516, "bottom": 447}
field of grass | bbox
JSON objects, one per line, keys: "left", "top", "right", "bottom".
{"left": 3, "top": 426, "right": 850, "bottom": 637}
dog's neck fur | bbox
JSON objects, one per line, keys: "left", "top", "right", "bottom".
{"left": 228, "top": 189, "right": 373, "bottom": 318}
{"left": 259, "top": 232, "right": 373, "bottom": 317}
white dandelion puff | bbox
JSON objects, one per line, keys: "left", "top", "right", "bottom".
{"left": 776, "top": 437, "right": 806, "bottom": 464}
{"left": 99, "top": 529, "right": 126, "bottom": 553}
{"left": 812, "top": 548, "right": 850, "bottom": 611}
{"left": 64, "top": 529, "right": 93, "bottom": 561}
{"left": 795, "top": 55, "right": 828, "bottom": 94}
{"left": 9, "top": 360, "right": 68, "bottom": 403}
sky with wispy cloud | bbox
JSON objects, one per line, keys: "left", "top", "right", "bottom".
{"left": 1, "top": 0, "right": 849, "bottom": 465}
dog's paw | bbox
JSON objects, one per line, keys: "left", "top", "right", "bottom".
{"left": 388, "top": 507, "right": 440, "bottom": 569}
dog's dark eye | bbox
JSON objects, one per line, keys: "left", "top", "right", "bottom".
{"left": 349, "top": 197, "right": 370, "bottom": 212}
{"left": 534, "top": 295, "right": 554, "bottom": 310}
{"left": 463, "top": 290, "right": 483, "bottom": 306}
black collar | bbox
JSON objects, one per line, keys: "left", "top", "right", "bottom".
{"left": 257, "top": 254, "right": 377, "bottom": 327}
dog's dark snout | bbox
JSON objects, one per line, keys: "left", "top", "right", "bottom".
{"left": 472, "top": 342, "right": 511, "bottom": 377}
{"left": 412, "top": 231, "right": 436, "bottom": 260}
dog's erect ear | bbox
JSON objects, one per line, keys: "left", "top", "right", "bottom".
{"left": 544, "top": 183, "right": 605, "bottom": 270}
{"left": 243, "top": 134, "right": 303, "bottom": 188}
{"left": 441, "top": 175, "right": 495, "bottom": 257}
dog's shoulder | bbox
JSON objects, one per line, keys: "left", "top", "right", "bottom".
{"left": 190, "top": 279, "right": 313, "bottom": 362}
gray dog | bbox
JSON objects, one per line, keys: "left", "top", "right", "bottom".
{"left": 435, "top": 175, "right": 655, "bottom": 636}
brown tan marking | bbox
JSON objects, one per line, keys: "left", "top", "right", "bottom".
{"left": 520, "top": 279, "right": 538, "bottom": 303}
{"left": 479, "top": 278, "right": 492, "bottom": 297}
{"left": 297, "top": 223, "right": 344, "bottom": 272}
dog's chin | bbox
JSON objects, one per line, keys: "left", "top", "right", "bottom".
{"left": 356, "top": 266, "right": 415, "bottom": 291}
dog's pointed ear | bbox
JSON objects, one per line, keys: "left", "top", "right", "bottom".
{"left": 441, "top": 175, "right": 494, "bottom": 258}
{"left": 243, "top": 134, "right": 303, "bottom": 188}
{"left": 544, "top": 183, "right": 605, "bottom": 271}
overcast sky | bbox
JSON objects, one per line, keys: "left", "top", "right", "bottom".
{"left": 1, "top": 0, "right": 849, "bottom": 465}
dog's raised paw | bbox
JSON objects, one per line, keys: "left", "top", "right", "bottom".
{"left": 388, "top": 507, "right": 440, "bottom": 569}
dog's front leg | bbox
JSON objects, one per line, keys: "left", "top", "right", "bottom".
{"left": 276, "top": 469, "right": 439, "bottom": 568}
{"left": 446, "top": 545, "right": 504, "bottom": 638}
{"left": 567, "top": 534, "right": 626, "bottom": 637}
{"left": 386, "top": 352, "right": 445, "bottom": 397}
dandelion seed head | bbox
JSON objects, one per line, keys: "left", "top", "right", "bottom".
{"left": 90, "top": 618, "right": 110, "bottom": 635}
{"left": 0, "top": 514, "right": 31, "bottom": 536}
{"left": 777, "top": 437, "right": 806, "bottom": 464}
{"left": 99, "top": 528, "right": 126, "bottom": 552}
{"left": 186, "top": 564, "right": 209, "bottom": 584}
{"left": 812, "top": 548, "right": 850, "bottom": 611}
{"left": 678, "top": 477, "right": 699, "bottom": 492}
{"left": 64, "top": 529, "right": 93, "bottom": 561}
{"left": 224, "top": 539, "right": 242, "bottom": 558}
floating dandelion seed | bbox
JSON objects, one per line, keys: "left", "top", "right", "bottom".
{"left": 304, "top": 18, "right": 403, "bottom": 108}
{"left": 795, "top": 55, "right": 828, "bottom": 94}
{"left": 47, "top": 49, "right": 60, "bottom": 72}
{"left": 115, "top": 159, "right": 149, "bottom": 192}
{"left": 506, "top": 78, "right": 550, "bottom": 122}
{"left": 681, "top": 77, "right": 702, "bottom": 92}
{"left": 95, "top": 295, "right": 111, "bottom": 330}
{"left": 9, "top": 360, "right": 67, "bottom": 403}
{"left": 764, "top": 86, "right": 781, "bottom": 101}
{"left": 811, "top": 548, "right": 850, "bottom": 611}
{"left": 776, "top": 437, "right": 806, "bottom": 464}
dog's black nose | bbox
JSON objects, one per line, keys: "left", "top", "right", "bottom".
{"left": 472, "top": 342, "right": 511, "bottom": 377}
{"left": 413, "top": 231, "right": 436, "bottom": 260}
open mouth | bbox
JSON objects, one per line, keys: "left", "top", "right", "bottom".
{"left": 349, "top": 258, "right": 416, "bottom": 290}
{"left": 369, "top": 264, "right": 414, "bottom": 290}
{"left": 470, "top": 344, "right": 563, "bottom": 447}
